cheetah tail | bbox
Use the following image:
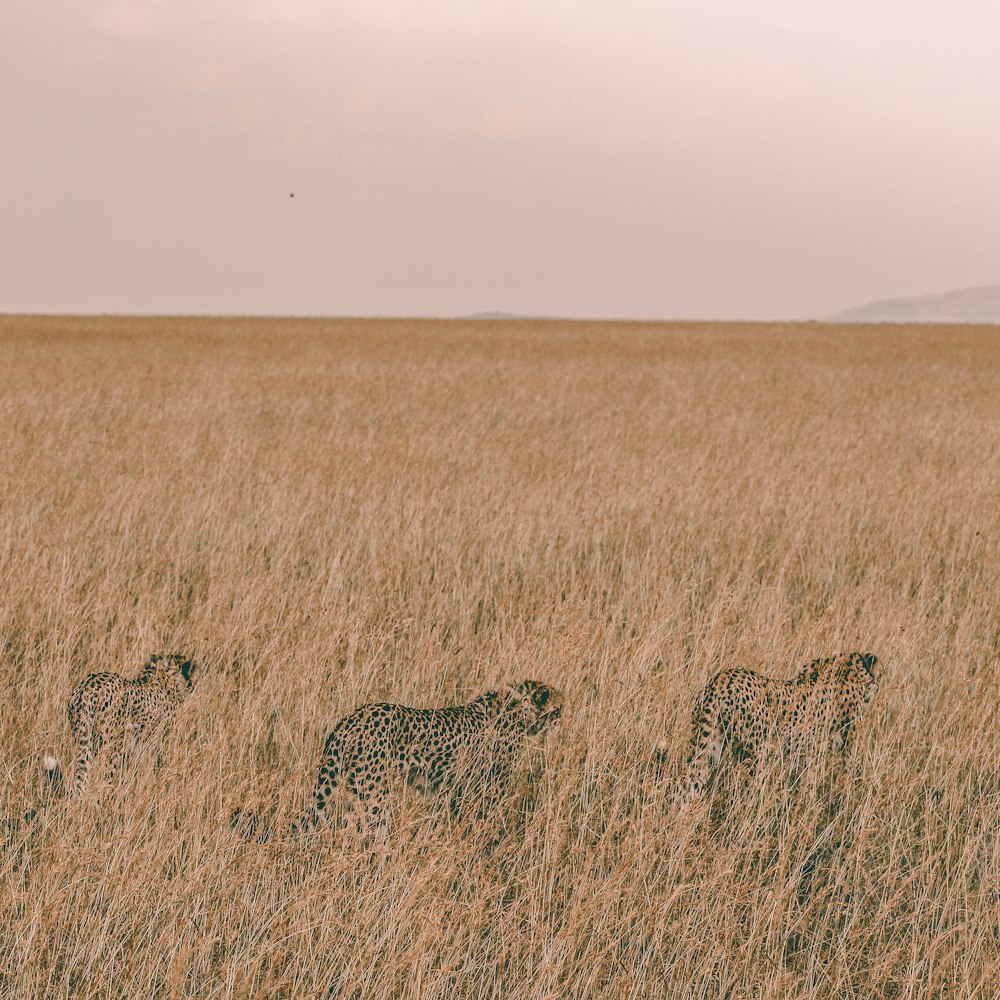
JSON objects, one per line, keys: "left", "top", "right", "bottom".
{"left": 43, "top": 755, "right": 65, "bottom": 797}
{"left": 230, "top": 808, "right": 273, "bottom": 844}
{"left": 14, "top": 756, "right": 64, "bottom": 830}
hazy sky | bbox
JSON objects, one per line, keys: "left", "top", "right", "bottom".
{"left": 3, "top": 0, "right": 999, "bottom": 319}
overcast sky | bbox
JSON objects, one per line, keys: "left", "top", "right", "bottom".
{"left": 3, "top": 0, "right": 999, "bottom": 319}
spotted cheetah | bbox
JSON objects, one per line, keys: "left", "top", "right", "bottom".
{"left": 45, "top": 653, "right": 198, "bottom": 794}
{"left": 232, "top": 679, "right": 563, "bottom": 842}
{"left": 676, "top": 652, "right": 879, "bottom": 803}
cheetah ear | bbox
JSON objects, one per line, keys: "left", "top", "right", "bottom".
{"left": 510, "top": 680, "right": 538, "bottom": 704}
{"left": 860, "top": 654, "right": 878, "bottom": 676}
{"left": 180, "top": 658, "right": 194, "bottom": 682}
{"left": 501, "top": 685, "right": 525, "bottom": 708}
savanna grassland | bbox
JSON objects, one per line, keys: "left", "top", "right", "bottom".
{"left": 1, "top": 314, "right": 998, "bottom": 999}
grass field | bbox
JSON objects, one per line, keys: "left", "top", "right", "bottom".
{"left": 1, "top": 314, "right": 998, "bottom": 998}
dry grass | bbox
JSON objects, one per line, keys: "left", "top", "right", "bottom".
{"left": 0, "top": 314, "right": 998, "bottom": 998}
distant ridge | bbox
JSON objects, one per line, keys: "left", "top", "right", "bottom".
{"left": 464, "top": 311, "right": 569, "bottom": 320}
{"left": 826, "top": 284, "right": 1000, "bottom": 324}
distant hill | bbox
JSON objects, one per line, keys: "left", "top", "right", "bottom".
{"left": 827, "top": 284, "right": 1000, "bottom": 324}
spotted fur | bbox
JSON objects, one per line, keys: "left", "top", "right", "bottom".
{"left": 677, "top": 652, "right": 879, "bottom": 802}
{"left": 46, "top": 653, "right": 197, "bottom": 793}
{"left": 233, "top": 679, "right": 563, "bottom": 842}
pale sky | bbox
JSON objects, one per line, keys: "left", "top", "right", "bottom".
{"left": 3, "top": 0, "right": 999, "bottom": 319}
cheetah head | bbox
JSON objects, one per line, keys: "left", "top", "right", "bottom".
{"left": 507, "top": 680, "right": 563, "bottom": 736}
{"left": 843, "top": 652, "right": 879, "bottom": 704}
{"left": 148, "top": 652, "right": 198, "bottom": 690}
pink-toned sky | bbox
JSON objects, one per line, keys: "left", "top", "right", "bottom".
{"left": 3, "top": 0, "right": 999, "bottom": 319}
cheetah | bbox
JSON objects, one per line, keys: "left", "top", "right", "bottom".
{"left": 232, "top": 679, "right": 563, "bottom": 843}
{"left": 45, "top": 652, "right": 198, "bottom": 794}
{"left": 676, "top": 652, "right": 879, "bottom": 803}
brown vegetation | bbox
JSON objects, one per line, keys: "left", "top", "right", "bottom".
{"left": 1, "top": 314, "right": 997, "bottom": 998}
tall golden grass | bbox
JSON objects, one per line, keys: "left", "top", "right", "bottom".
{"left": 1, "top": 314, "right": 997, "bottom": 998}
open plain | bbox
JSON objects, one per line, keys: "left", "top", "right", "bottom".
{"left": 1, "top": 315, "right": 998, "bottom": 998}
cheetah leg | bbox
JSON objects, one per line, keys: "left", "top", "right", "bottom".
{"left": 446, "top": 756, "right": 515, "bottom": 846}
{"left": 677, "top": 691, "right": 724, "bottom": 805}
{"left": 68, "top": 706, "right": 101, "bottom": 795}
{"left": 73, "top": 737, "right": 102, "bottom": 795}
{"left": 476, "top": 759, "right": 516, "bottom": 823}
{"left": 72, "top": 752, "right": 90, "bottom": 794}
{"left": 474, "top": 775, "right": 514, "bottom": 846}
{"left": 348, "top": 776, "right": 392, "bottom": 839}
{"left": 829, "top": 710, "right": 853, "bottom": 753}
